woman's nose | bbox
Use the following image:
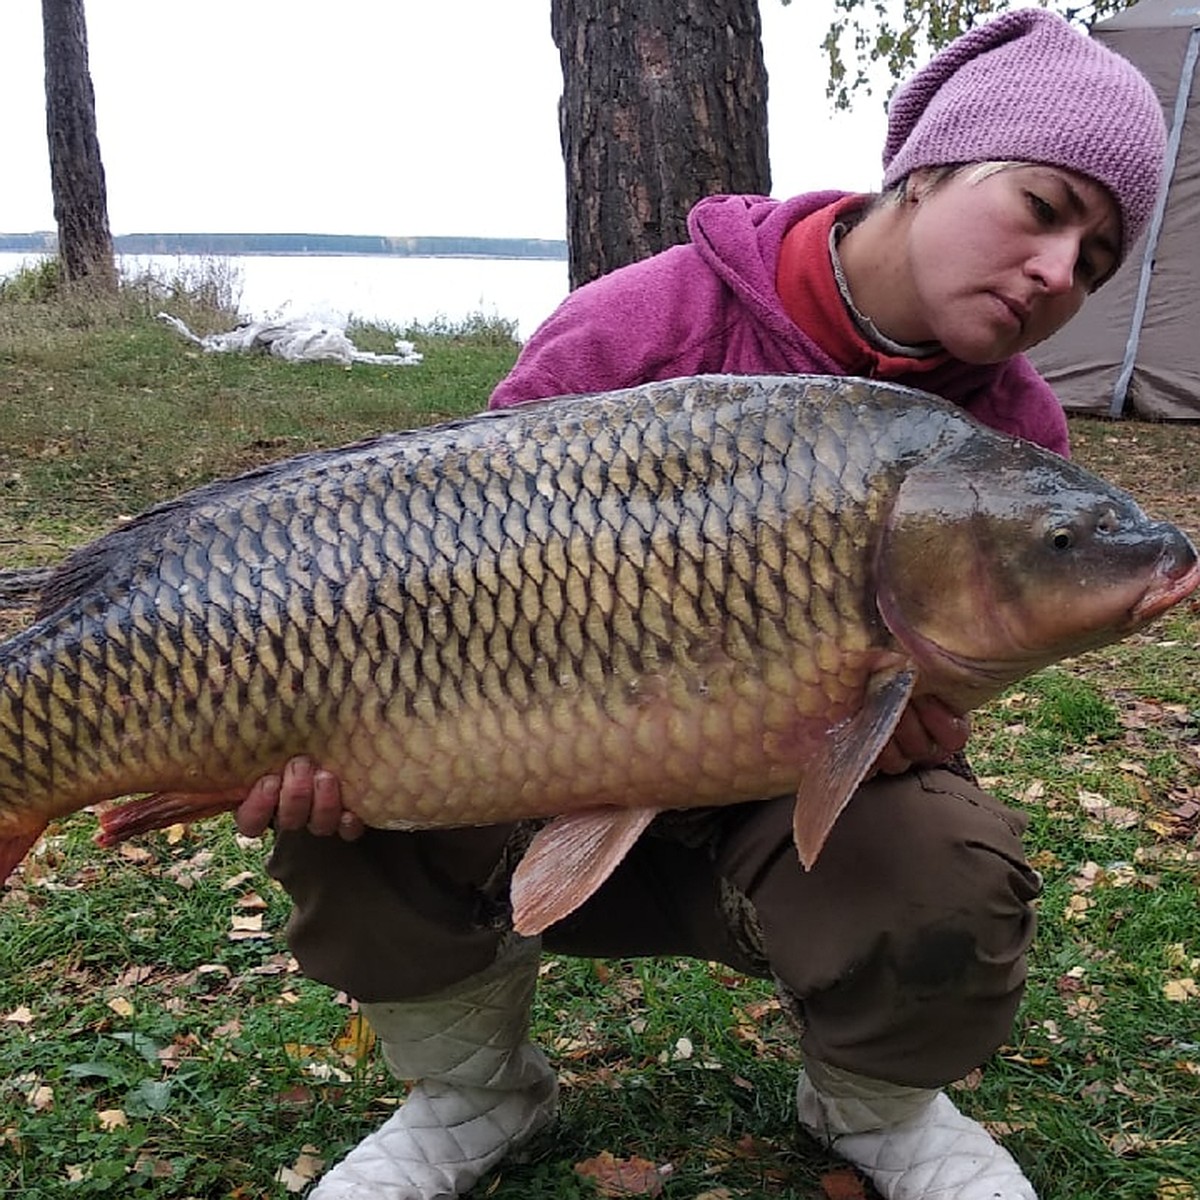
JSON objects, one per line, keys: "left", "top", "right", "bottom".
{"left": 1028, "top": 234, "right": 1082, "bottom": 294}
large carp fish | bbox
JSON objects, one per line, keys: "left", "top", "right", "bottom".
{"left": 0, "top": 374, "right": 1196, "bottom": 934}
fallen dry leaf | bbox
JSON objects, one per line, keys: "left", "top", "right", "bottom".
{"left": 228, "top": 912, "right": 270, "bottom": 941}
{"left": 114, "top": 964, "right": 155, "bottom": 989}
{"left": 821, "top": 1168, "right": 869, "bottom": 1199}
{"left": 1077, "top": 791, "right": 1140, "bottom": 828}
{"left": 574, "top": 1150, "right": 670, "bottom": 1197}
{"left": 333, "top": 1013, "right": 377, "bottom": 1064}
{"left": 275, "top": 1145, "right": 325, "bottom": 1193}
{"left": 97, "top": 1108, "right": 127, "bottom": 1131}
{"left": 1163, "top": 978, "right": 1198, "bottom": 1002}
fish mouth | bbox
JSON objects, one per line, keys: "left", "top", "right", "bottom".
{"left": 1131, "top": 556, "right": 1200, "bottom": 623}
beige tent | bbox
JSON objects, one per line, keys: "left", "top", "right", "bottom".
{"left": 1032, "top": 0, "right": 1200, "bottom": 418}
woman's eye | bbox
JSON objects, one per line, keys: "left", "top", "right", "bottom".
{"left": 1027, "top": 192, "right": 1056, "bottom": 224}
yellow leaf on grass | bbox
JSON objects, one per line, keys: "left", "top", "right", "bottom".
{"left": 1164, "top": 978, "right": 1198, "bottom": 1002}
{"left": 333, "top": 1013, "right": 376, "bottom": 1064}
{"left": 228, "top": 913, "right": 270, "bottom": 941}
{"left": 4, "top": 1006, "right": 33, "bottom": 1024}
{"left": 108, "top": 996, "right": 134, "bottom": 1018}
{"left": 275, "top": 1145, "right": 324, "bottom": 1193}
{"left": 97, "top": 1109, "right": 127, "bottom": 1131}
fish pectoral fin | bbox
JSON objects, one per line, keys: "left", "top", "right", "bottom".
{"left": 509, "top": 806, "right": 659, "bottom": 937}
{"left": 0, "top": 825, "right": 48, "bottom": 887}
{"left": 793, "top": 666, "right": 917, "bottom": 870}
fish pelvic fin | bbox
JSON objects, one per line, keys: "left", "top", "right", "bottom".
{"left": 510, "top": 806, "right": 659, "bottom": 936}
{"left": 793, "top": 666, "right": 917, "bottom": 869}
{"left": 0, "top": 825, "right": 48, "bottom": 886}
{"left": 95, "top": 789, "right": 249, "bottom": 847}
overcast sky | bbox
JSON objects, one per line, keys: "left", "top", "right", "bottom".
{"left": 0, "top": 2, "right": 889, "bottom": 240}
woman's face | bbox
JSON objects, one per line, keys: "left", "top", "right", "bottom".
{"left": 902, "top": 164, "right": 1121, "bottom": 364}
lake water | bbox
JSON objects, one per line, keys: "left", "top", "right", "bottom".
{"left": 0, "top": 251, "right": 571, "bottom": 341}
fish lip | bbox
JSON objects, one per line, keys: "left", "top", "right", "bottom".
{"left": 1131, "top": 557, "right": 1200, "bottom": 623}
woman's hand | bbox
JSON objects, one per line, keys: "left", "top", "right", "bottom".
{"left": 235, "top": 757, "right": 365, "bottom": 841}
{"left": 872, "top": 695, "right": 970, "bottom": 776}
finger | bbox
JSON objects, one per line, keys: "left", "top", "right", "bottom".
{"left": 887, "top": 705, "right": 941, "bottom": 765}
{"left": 871, "top": 742, "right": 913, "bottom": 776}
{"left": 338, "top": 811, "right": 367, "bottom": 842}
{"left": 912, "top": 696, "right": 971, "bottom": 756}
{"left": 306, "top": 769, "right": 346, "bottom": 837}
{"left": 235, "top": 775, "right": 280, "bottom": 837}
{"left": 274, "top": 756, "right": 316, "bottom": 831}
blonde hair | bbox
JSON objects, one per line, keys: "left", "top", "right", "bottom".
{"left": 878, "top": 160, "right": 1033, "bottom": 207}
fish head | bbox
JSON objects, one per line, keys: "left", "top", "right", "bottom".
{"left": 876, "top": 435, "right": 1200, "bottom": 712}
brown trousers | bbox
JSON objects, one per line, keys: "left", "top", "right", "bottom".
{"left": 268, "top": 768, "right": 1041, "bottom": 1088}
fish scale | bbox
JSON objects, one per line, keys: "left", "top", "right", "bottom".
{"left": 0, "top": 373, "right": 1196, "bottom": 935}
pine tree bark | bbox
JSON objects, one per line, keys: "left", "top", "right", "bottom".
{"left": 551, "top": 0, "right": 770, "bottom": 289}
{"left": 42, "top": 0, "right": 116, "bottom": 291}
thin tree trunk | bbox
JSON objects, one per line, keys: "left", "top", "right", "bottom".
{"left": 42, "top": 0, "right": 116, "bottom": 292}
{"left": 551, "top": 0, "right": 770, "bottom": 289}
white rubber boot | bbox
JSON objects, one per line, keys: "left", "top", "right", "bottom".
{"left": 310, "top": 935, "right": 557, "bottom": 1199}
{"left": 796, "top": 1058, "right": 1037, "bottom": 1199}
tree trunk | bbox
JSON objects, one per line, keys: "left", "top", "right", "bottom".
{"left": 551, "top": 0, "right": 770, "bottom": 290}
{"left": 42, "top": 0, "right": 116, "bottom": 291}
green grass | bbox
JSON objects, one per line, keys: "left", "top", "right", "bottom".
{"left": 1, "top": 273, "right": 1198, "bottom": 1197}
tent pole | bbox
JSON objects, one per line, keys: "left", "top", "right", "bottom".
{"left": 1111, "top": 27, "right": 1200, "bottom": 417}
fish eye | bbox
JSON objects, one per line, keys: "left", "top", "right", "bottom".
{"left": 1050, "top": 526, "right": 1075, "bottom": 551}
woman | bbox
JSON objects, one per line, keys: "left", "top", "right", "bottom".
{"left": 238, "top": 11, "right": 1166, "bottom": 1199}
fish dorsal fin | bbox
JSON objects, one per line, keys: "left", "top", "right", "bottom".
{"left": 509, "top": 806, "right": 659, "bottom": 936}
{"left": 792, "top": 666, "right": 917, "bottom": 869}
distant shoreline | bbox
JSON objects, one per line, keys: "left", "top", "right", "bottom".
{"left": 0, "top": 232, "right": 568, "bottom": 261}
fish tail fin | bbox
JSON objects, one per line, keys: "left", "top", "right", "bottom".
{"left": 96, "top": 789, "right": 248, "bottom": 846}
{"left": 0, "top": 825, "right": 48, "bottom": 886}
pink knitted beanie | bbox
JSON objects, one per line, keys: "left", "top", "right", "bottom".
{"left": 882, "top": 8, "right": 1166, "bottom": 258}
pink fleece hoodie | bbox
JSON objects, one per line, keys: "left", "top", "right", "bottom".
{"left": 489, "top": 192, "right": 1070, "bottom": 457}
